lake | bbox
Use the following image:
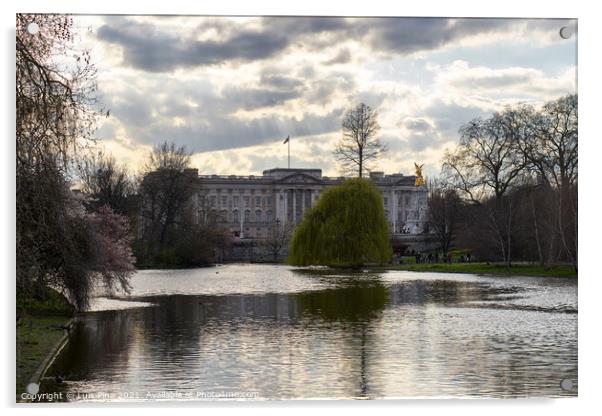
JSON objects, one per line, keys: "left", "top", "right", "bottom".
{"left": 42, "top": 264, "right": 578, "bottom": 400}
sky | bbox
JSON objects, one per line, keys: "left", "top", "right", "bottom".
{"left": 71, "top": 15, "right": 577, "bottom": 178}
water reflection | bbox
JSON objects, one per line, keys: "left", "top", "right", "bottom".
{"left": 297, "top": 278, "right": 387, "bottom": 321}
{"left": 42, "top": 265, "right": 577, "bottom": 400}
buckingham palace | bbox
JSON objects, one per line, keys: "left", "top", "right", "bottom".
{"left": 188, "top": 167, "right": 430, "bottom": 240}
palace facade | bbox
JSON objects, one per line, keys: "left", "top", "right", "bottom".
{"left": 189, "top": 167, "right": 429, "bottom": 239}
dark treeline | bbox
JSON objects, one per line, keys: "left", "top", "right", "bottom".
{"left": 135, "top": 142, "right": 229, "bottom": 267}
{"left": 79, "top": 142, "right": 229, "bottom": 268}
{"left": 428, "top": 94, "right": 577, "bottom": 270}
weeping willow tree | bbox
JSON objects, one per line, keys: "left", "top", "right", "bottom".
{"left": 288, "top": 178, "right": 391, "bottom": 267}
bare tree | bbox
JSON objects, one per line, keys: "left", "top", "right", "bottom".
{"left": 334, "top": 103, "right": 386, "bottom": 177}
{"left": 78, "top": 150, "right": 137, "bottom": 215}
{"left": 443, "top": 107, "right": 530, "bottom": 268}
{"left": 509, "top": 95, "right": 577, "bottom": 270}
{"left": 264, "top": 220, "right": 294, "bottom": 261}
{"left": 439, "top": 96, "right": 577, "bottom": 269}
{"left": 534, "top": 95, "right": 578, "bottom": 270}
{"left": 525, "top": 95, "right": 578, "bottom": 191}
{"left": 139, "top": 142, "right": 196, "bottom": 252}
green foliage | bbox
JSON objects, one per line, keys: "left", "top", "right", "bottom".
{"left": 17, "top": 287, "right": 74, "bottom": 395}
{"left": 16, "top": 314, "right": 72, "bottom": 395}
{"left": 288, "top": 178, "right": 392, "bottom": 267}
{"left": 134, "top": 224, "right": 227, "bottom": 268}
{"left": 17, "top": 286, "right": 74, "bottom": 317}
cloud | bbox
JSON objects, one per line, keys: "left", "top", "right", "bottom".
{"left": 111, "top": 82, "right": 344, "bottom": 152}
{"left": 431, "top": 61, "right": 576, "bottom": 101}
{"left": 401, "top": 117, "right": 434, "bottom": 132}
{"left": 360, "top": 18, "right": 509, "bottom": 55}
{"left": 259, "top": 72, "right": 304, "bottom": 90}
{"left": 221, "top": 87, "right": 301, "bottom": 111}
{"left": 420, "top": 98, "right": 493, "bottom": 139}
{"left": 97, "top": 17, "right": 290, "bottom": 72}
{"left": 96, "top": 68, "right": 349, "bottom": 153}
{"left": 96, "top": 16, "right": 573, "bottom": 73}
{"left": 323, "top": 48, "right": 351, "bottom": 65}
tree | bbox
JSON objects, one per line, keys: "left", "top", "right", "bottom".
{"left": 443, "top": 107, "right": 530, "bottom": 268}
{"left": 16, "top": 14, "right": 101, "bottom": 175}
{"left": 79, "top": 206, "right": 136, "bottom": 305}
{"left": 525, "top": 95, "right": 578, "bottom": 270}
{"left": 78, "top": 150, "right": 137, "bottom": 216}
{"left": 264, "top": 220, "right": 293, "bottom": 261}
{"left": 166, "top": 224, "right": 229, "bottom": 267}
{"left": 427, "top": 179, "right": 462, "bottom": 254}
{"left": 16, "top": 14, "right": 133, "bottom": 310}
{"left": 288, "top": 178, "right": 391, "bottom": 267}
{"left": 334, "top": 103, "right": 386, "bottom": 177}
{"left": 137, "top": 141, "right": 231, "bottom": 266}
{"left": 441, "top": 96, "right": 577, "bottom": 269}
{"left": 139, "top": 142, "right": 196, "bottom": 254}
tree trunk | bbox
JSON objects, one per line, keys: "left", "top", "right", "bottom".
{"left": 506, "top": 199, "right": 512, "bottom": 269}
{"left": 529, "top": 193, "right": 545, "bottom": 268}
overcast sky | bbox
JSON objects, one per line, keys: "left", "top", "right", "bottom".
{"left": 73, "top": 15, "right": 577, "bottom": 178}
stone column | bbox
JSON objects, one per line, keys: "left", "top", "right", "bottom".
{"left": 391, "top": 189, "right": 396, "bottom": 233}
{"left": 281, "top": 189, "right": 286, "bottom": 224}
{"left": 306, "top": 189, "right": 311, "bottom": 210}
{"left": 292, "top": 188, "right": 297, "bottom": 224}
{"left": 302, "top": 189, "right": 308, "bottom": 215}
{"left": 274, "top": 188, "right": 279, "bottom": 223}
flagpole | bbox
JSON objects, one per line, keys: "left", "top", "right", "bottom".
{"left": 283, "top": 135, "right": 290, "bottom": 168}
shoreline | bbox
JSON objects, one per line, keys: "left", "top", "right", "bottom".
{"left": 16, "top": 314, "right": 74, "bottom": 400}
{"left": 27, "top": 317, "right": 74, "bottom": 383}
{"left": 16, "top": 288, "right": 76, "bottom": 400}
{"left": 372, "top": 262, "right": 577, "bottom": 278}
{"left": 135, "top": 261, "right": 577, "bottom": 278}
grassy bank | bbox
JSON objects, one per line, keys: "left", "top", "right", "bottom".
{"left": 374, "top": 262, "right": 577, "bottom": 278}
{"left": 16, "top": 289, "right": 74, "bottom": 395}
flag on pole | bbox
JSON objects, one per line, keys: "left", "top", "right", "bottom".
{"left": 283, "top": 135, "right": 290, "bottom": 144}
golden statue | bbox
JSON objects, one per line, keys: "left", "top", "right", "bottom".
{"left": 414, "top": 162, "right": 425, "bottom": 186}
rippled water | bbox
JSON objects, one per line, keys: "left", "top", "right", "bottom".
{"left": 42, "top": 264, "right": 577, "bottom": 400}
